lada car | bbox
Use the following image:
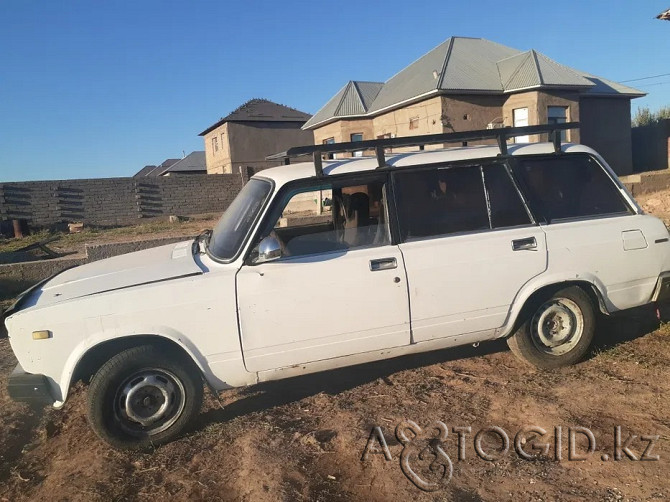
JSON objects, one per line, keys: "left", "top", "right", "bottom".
{"left": 5, "top": 124, "right": 670, "bottom": 448}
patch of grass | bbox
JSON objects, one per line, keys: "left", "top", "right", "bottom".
{"left": 0, "top": 230, "right": 52, "bottom": 253}
{"left": 592, "top": 343, "right": 634, "bottom": 361}
{"left": 0, "top": 216, "right": 219, "bottom": 255}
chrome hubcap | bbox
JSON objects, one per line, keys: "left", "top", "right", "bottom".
{"left": 115, "top": 369, "right": 185, "bottom": 436}
{"left": 530, "top": 298, "right": 584, "bottom": 355}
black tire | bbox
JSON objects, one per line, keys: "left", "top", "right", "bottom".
{"left": 507, "top": 286, "right": 596, "bottom": 370}
{"left": 87, "top": 344, "right": 203, "bottom": 449}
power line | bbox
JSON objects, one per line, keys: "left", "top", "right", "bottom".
{"left": 619, "top": 72, "right": 670, "bottom": 83}
{"left": 635, "top": 81, "right": 670, "bottom": 88}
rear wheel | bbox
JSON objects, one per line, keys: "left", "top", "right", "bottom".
{"left": 507, "top": 286, "right": 596, "bottom": 369}
{"left": 87, "top": 344, "right": 203, "bottom": 449}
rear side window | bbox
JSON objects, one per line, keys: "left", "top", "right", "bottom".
{"left": 512, "top": 155, "right": 631, "bottom": 222}
{"left": 483, "top": 164, "right": 532, "bottom": 228}
{"left": 394, "top": 165, "right": 490, "bottom": 239}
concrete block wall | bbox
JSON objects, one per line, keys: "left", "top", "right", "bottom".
{"left": 0, "top": 174, "right": 244, "bottom": 227}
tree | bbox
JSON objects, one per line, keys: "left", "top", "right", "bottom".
{"left": 632, "top": 106, "right": 670, "bottom": 127}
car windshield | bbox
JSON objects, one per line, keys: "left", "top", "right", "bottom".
{"left": 208, "top": 178, "right": 273, "bottom": 261}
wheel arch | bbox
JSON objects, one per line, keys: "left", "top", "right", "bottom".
{"left": 503, "top": 279, "right": 607, "bottom": 339}
{"left": 67, "top": 334, "right": 206, "bottom": 397}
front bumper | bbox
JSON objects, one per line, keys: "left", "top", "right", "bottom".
{"left": 652, "top": 272, "right": 670, "bottom": 303}
{"left": 7, "top": 363, "right": 56, "bottom": 406}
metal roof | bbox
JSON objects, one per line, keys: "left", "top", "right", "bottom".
{"left": 302, "top": 81, "right": 383, "bottom": 129}
{"left": 199, "top": 99, "right": 311, "bottom": 136}
{"left": 134, "top": 159, "right": 180, "bottom": 177}
{"left": 438, "top": 37, "right": 519, "bottom": 92}
{"left": 133, "top": 165, "right": 157, "bottom": 177}
{"left": 303, "top": 37, "right": 645, "bottom": 129}
{"left": 157, "top": 151, "right": 206, "bottom": 175}
{"left": 579, "top": 73, "right": 648, "bottom": 97}
{"left": 497, "top": 50, "right": 594, "bottom": 92}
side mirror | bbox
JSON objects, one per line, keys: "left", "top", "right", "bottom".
{"left": 255, "top": 235, "right": 282, "bottom": 264}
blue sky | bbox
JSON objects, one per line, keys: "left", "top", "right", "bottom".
{"left": 0, "top": 0, "right": 668, "bottom": 182}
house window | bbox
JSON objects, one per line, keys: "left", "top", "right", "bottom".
{"left": 548, "top": 106, "right": 569, "bottom": 141}
{"left": 323, "top": 137, "right": 335, "bottom": 160}
{"left": 212, "top": 136, "right": 219, "bottom": 153}
{"left": 409, "top": 116, "right": 420, "bottom": 130}
{"left": 351, "top": 133, "right": 363, "bottom": 157}
{"left": 513, "top": 108, "right": 530, "bottom": 143}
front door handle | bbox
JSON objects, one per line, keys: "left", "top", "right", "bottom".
{"left": 370, "top": 257, "right": 397, "bottom": 271}
{"left": 512, "top": 237, "right": 537, "bottom": 251}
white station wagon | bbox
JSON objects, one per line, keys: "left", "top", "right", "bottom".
{"left": 5, "top": 124, "right": 670, "bottom": 448}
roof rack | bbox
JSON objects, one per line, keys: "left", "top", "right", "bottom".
{"left": 267, "top": 122, "right": 579, "bottom": 176}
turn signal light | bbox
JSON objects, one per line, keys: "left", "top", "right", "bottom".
{"left": 32, "top": 330, "right": 51, "bottom": 340}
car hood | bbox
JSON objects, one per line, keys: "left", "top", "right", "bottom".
{"left": 27, "top": 240, "right": 203, "bottom": 309}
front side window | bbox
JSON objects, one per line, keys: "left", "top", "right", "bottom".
{"left": 208, "top": 178, "right": 272, "bottom": 261}
{"left": 512, "top": 155, "right": 631, "bottom": 223}
{"left": 253, "top": 179, "right": 389, "bottom": 259}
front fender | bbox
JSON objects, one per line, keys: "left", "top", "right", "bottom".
{"left": 59, "top": 325, "right": 215, "bottom": 404}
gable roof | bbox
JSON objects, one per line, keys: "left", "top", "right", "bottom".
{"left": 303, "top": 36, "right": 645, "bottom": 129}
{"left": 134, "top": 158, "right": 180, "bottom": 177}
{"left": 199, "top": 99, "right": 311, "bottom": 136}
{"left": 303, "top": 81, "right": 384, "bottom": 129}
{"left": 157, "top": 151, "right": 206, "bottom": 175}
{"left": 134, "top": 165, "right": 157, "bottom": 177}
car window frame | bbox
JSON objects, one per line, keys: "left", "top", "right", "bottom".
{"left": 390, "top": 158, "right": 537, "bottom": 243}
{"left": 243, "top": 171, "right": 396, "bottom": 265}
{"left": 206, "top": 177, "right": 275, "bottom": 264}
{"left": 507, "top": 152, "right": 636, "bottom": 225}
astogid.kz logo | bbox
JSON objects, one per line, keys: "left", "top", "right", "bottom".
{"left": 361, "top": 421, "right": 660, "bottom": 492}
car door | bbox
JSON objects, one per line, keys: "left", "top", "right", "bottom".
{"left": 393, "top": 162, "right": 547, "bottom": 342}
{"left": 512, "top": 153, "right": 662, "bottom": 310}
{"left": 236, "top": 176, "right": 411, "bottom": 372}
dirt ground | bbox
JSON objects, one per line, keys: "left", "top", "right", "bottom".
{"left": 1, "top": 197, "right": 670, "bottom": 501}
{"left": 0, "top": 214, "right": 219, "bottom": 258}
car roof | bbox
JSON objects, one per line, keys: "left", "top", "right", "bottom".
{"left": 254, "top": 142, "right": 600, "bottom": 187}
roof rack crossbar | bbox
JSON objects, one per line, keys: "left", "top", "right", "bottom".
{"left": 266, "top": 122, "right": 579, "bottom": 176}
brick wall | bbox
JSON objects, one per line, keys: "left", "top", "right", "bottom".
{"left": 0, "top": 174, "right": 244, "bottom": 227}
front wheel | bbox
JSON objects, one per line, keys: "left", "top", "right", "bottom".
{"left": 87, "top": 344, "right": 203, "bottom": 449}
{"left": 507, "top": 286, "right": 596, "bottom": 370}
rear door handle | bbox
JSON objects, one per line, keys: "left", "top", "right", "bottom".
{"left": 370, "top": 257, "right": 397, "bottom": 271}
{"left": 512, "top": 237, "right": 537, "bottom": 251}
